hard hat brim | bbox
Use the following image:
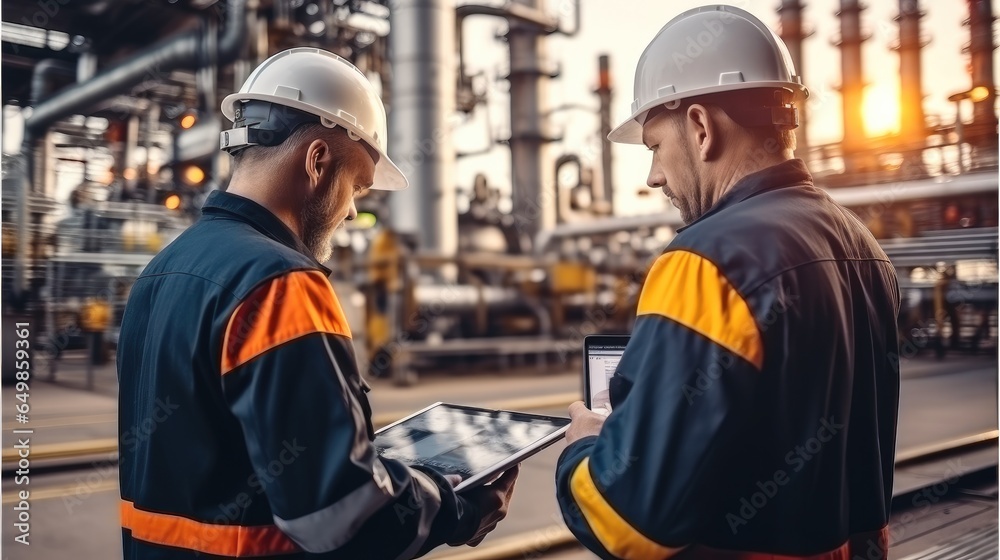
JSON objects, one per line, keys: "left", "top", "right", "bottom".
{"left": 222, "top": 92, "right": 409, "bottom": 191}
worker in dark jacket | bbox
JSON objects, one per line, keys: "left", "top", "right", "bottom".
{"left": 118, "top": 48, "right": 516, "bottom": 559}
{"left": 555, "top": 6, "right": 899, "bottom": 559}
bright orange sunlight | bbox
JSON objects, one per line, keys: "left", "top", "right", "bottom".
{"left": 862, "top": 83, "right": 901, "bottom": 137}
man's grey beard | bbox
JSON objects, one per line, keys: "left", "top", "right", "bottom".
{"left": 301, "top": 186, "right": 339, "bottom": 263}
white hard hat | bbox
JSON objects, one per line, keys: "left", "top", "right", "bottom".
{"left": 609, "top": 5, "right": 809, "bottom": 144}
{"left": 220, "top": 47, "right": 407, "bottom": 191}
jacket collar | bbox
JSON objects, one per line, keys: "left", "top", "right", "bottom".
{"left": 201, "top": 190, "right": 331, "bottom": 274}
{"left": 676, "top": 158, "right": 813, "bottom": 232}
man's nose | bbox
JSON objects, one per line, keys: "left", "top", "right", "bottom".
{"left": 647, "top": 165, "right": 665, "bottom": 189}
{"left": 347, "top": 199, "right": 358, "bottom": 221}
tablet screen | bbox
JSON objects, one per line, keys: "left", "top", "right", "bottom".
{"left": 374, "top": 403, "right": 569, "bottom": 491}
{"left": 585, "top": 335, "right": 629, "bottom": 414}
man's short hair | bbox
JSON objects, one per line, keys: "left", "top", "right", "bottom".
{"left": 230, "top": 123, "right": 347, "bottom": 170}
{"left": 653, "top": 89, "right": 797, "bottom": 153}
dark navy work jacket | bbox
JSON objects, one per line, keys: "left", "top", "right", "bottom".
{"left": 557, "top": 159, "right": 900, "bottom": 559}
{"left": 118, "top": 191, "right": 479, "bottom": 559}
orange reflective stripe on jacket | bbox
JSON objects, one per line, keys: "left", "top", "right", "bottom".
{"left": 120, "top": 500, "right": 301, "bottom": 557}
{"left": 222, "top": 269, "right": 351, "bottom": 374}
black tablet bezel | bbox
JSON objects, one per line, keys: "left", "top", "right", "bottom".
{"left": 374, "top": 402, "right": 570, "bottom": 492}
{"left": 583, "top": 334, "right": 630, "bottom": 409}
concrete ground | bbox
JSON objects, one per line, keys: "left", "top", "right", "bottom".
{"left": 1, "top": 353, "right": 996, "bottom": 559}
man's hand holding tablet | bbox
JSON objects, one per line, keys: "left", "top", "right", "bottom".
{"left": 445, "top": 465, "right": 520, "bottom": 546}
{"left": 565, "top": 401, "right": 608, "bottom": 445}
{"left": 374, "top": 403, "right": 566, "bottom": 547}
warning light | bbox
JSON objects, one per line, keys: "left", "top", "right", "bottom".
{"left": 164, "top": 194, "right": 182, "bottom": 210}
{"left": 180, "top": 113, "right": 197, "bottom": 129}
{"left": 183, "top": 165, "right": 205, "bottom": 185}
{"left": 970, "top": 86, "right": 990, "bottom": 103}
{"left": 944, "top": 204, "right": 960, "bottom": 224}
{"left": 354, "top": 212, "right": 378, "bottom": 229}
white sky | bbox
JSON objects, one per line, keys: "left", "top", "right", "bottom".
{"left": 453, "top": 0, "right": 1000, "bottom": 216}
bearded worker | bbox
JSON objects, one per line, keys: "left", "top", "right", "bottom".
{"left": 118, "top": 48, "right": 516, "bottom": 559}
{"left": 555, "top": 6, "right": 900, "bottom": 559}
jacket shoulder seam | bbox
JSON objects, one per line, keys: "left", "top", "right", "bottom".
{"left": 744, "top": 256, "right": 893, "bottom": 296}
{"left": 136, "top": 271, "right": 240, "bottom": 300}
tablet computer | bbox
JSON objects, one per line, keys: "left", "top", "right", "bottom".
{"left": 583, "top": 334, "right": 629, "bottom": 414}
{"left": 374, "top": 402, "right": 569, "bottom": 492}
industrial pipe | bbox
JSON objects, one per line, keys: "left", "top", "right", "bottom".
{"left": 14, "top": 0, "right": 248, "bottom": 300}
{"left": 454, "top": 0, "right": 581, "bottom": 82}
{"left": 30, "top": 59, "right": 76, "bottom": 106}
{"left": 454, "top": 2, "right": 559, "bottom": 121}
{"left": 388, "top": 0, "right": 458, "bottom": 261}
{"left": 453, "top": 0, "right": 581, "bottom": 253}
{"left": 896, "top": 0, "right": 927, "bottom": 145}
{"left": 834, "top": 0, "right": 867, "bottom": 174}
{"left": 554, "top": 154, "right": 582, "bottom": 225}
{"left": 596, "top": 54, "right": 613, "bottom": 214}
{"left": 778, "top": 0, "right": 810, "bottom": 156}
{"left": 966, "top": 0, "right": 998, "bottom": 164}
{"left": 24, "top": 0, "right": 246, "bottom": 136}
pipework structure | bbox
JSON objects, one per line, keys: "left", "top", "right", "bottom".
{"left": 778, "top": 0, "right": 812, "bottom": 157}
{"left": 834, "top": 0, "right": 868, "bottom": 174}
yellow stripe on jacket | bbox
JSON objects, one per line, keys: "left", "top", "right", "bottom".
{"left": 637, "top": 250, "right": 764, "bottom": 370}
{"left": 570, "top": 458, "right": 686, "bottom": 559}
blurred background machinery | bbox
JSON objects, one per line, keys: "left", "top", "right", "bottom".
{"left": 1, "top": 0, "right": 997, "bottom": 385}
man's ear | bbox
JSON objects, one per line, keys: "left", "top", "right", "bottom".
{"left": 685, "top": 104, "right": 718, "bottom": 162}
{"left": 304, "top": 139, "right": 333, "bottom": 192}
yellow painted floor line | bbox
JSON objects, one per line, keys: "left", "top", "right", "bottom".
{"left": 427, "top": 525, "right": 576, "bottom": 560}
{"left": 894, "top": 430, "right": 998, "bottom": 463}
{"left": 2, "top": 413, "right": 118, "bottom": 431}
{"left": 2, "top": 437, "right": 118, "bottom": 464}
{"left": 6, "top": 402, "right": 988, "bottom": 470}
{"left": 2, "top": 478, "right": 119, "bottom": 504}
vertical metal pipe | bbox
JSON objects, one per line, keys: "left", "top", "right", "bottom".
{"left": 42, "top": 131, "right": 56, "bottom": 200}
{"left": 836, "top": 0, "right": 866, "bottom": 173}
{"left": 77, "top": 52, "right": 98, "bottom": 83}
{"left": 778, "top": 0, "right": 809, "bottom": 156}
{"left": 14, "top": 149, "right": 30, "bottom": 304}
{"left": 596, "top": 54, "right": 614, "bottom": 215}
{"left": 507, "top": 0, "right": 551, "bottom": 252}
{"left": 123, "top": 115, "right": 140, "bottom": 196}
{"left": 967, "top": 0, "right": 997, "bottom": 163}
{"left": 896, "top": 0, "right": 925, "bottom": 144}
{"left": 388, "top": 0, "right": 457, "bottom": 257}
{"left": 144, "top": 104, "right": 161, "bottom": 203}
